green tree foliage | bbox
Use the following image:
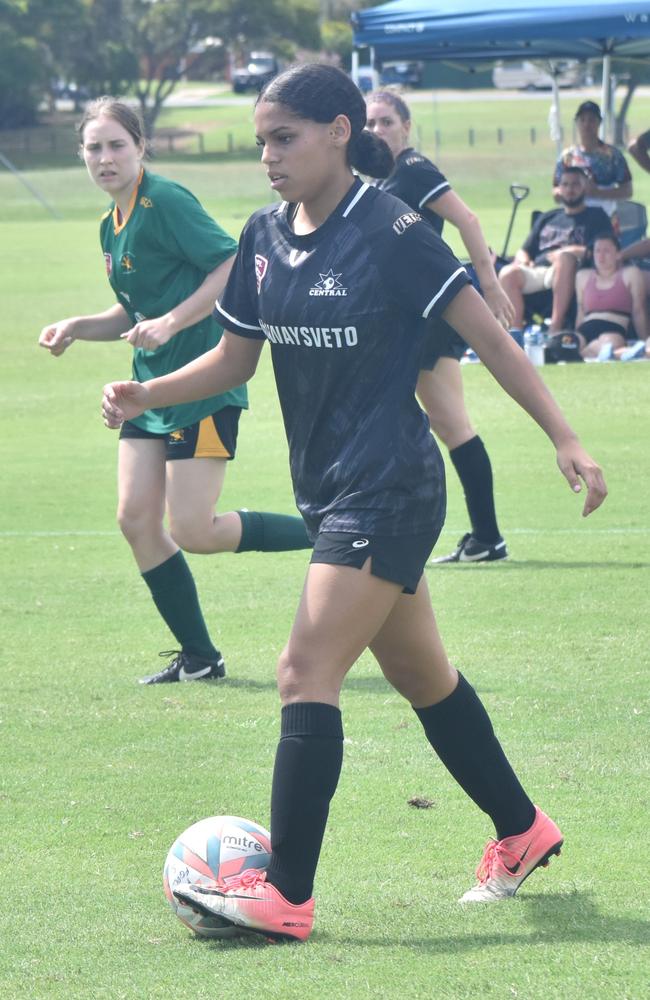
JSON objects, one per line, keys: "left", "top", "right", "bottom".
{"left": 67, "top": 0, "right": 321, "bottom": 134}
{"left": 70, "top": 0, "right": 139, "bottom": 103}
{"left": 1, "top": 0, "right": 323, "bottom": 133}
{"left": 320, "top": 21, "right": 353, "bottom": 66}
{"left": 319, "top": 0, "right": 378, "bottom": 70}
{"left": 0, "top": 0, "right": 85, "bottom": 127}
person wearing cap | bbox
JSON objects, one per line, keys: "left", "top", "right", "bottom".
{"left": 552, "top": 101, "right": 632, "bottom": 218}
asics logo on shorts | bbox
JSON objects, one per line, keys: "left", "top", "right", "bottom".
{"left": 352, "top": 538, "right": 370, "bottom": 548}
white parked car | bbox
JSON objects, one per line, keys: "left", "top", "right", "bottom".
{"left": 492, "top": 60, "right": 583, "bottom": 91}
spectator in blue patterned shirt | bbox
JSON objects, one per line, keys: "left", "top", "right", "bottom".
{"left": 552, "top": 101, "right": 632, "bottom": 219}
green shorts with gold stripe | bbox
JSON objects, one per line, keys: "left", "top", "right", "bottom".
{"left": 119, "top": 405, "right": 241, "bottom": 461}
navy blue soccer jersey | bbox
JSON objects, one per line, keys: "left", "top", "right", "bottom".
{"left": 378, "top": 148, "right": 450, "bottom": 237}
{"left": 214, "top": 178, "right": 470, "bottom": 538}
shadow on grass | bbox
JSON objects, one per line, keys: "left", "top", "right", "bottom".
{"left": 326, "top": 891, "right": 650, "bottom": 950}
{"left": 428, "top": 560, "right": 650, "bottom": 571}
{"left": 224, "top": 676, "right": 398, "bottom": 695}
{"left": 221, "top": 677, "right": 277, "bottom": 691}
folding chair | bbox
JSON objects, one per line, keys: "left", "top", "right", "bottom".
{"left": 616, "top": 200, "right": 648, "bottom": 249}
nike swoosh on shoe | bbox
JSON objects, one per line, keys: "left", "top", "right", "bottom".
{"left": 504, "top": 842, "right": 532, "bottom": 874}
{"left": 178, "top": 664, "right": 214, "bottom": 681}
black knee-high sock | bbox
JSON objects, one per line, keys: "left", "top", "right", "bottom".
{"left": 265, "top": 702, "right": 344, "bottom": 904}
{"left": 141, "top": 551, "right": 218, "bottom": 661}
{"left": 449, "top": 435, "right": 501, "bottom": 544}
{"left": 414, "top": 674, "right": 535, "bottom": 840}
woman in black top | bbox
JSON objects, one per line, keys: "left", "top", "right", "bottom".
{"left": 367, "top": 90, "right": 514, "bottom": 564}
{"left": 102, "top": 64, "right": 606, "bottom": 942}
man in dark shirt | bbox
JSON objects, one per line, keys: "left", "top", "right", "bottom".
{"left": 499, "top": 166, "right": 613, "bottom": 333}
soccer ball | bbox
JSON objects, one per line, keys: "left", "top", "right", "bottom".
{"left": 163, "top": 815, "right": 271, "bottom": 938}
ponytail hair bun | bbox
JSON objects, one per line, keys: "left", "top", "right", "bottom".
{"left": 350, "top": 128, "right": 394, "bottom": 178}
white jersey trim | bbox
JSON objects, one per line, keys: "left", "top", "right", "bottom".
{"left": 422, "top": 267, "right": 466, "bottom": 319}
{"left": 418, "top": 181, "right": 450, "bottom": 209}
{"left": 342, "top": 183, "right": 370, "bottom": 218}
{"left": 215, "top": 300, "right": 261, "bottom": 332}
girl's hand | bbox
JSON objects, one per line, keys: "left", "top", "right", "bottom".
{"left": 102, "top": 380, "right": 150, "bottom": 428}
{"left": 483, "top": 283, "right": 515, "bottom": 331}
{"left": 556, "top": 440, "right": 607, "bottom": 516}
{"left": 121, "top": 315, "right": 175, "bottom": 351}
{"left": 39, "top": 319, "right": 76, "bottom": 356}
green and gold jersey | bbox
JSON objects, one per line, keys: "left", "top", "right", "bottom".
{"left": 100, "top": 169, "right": 248, "bottom": 433}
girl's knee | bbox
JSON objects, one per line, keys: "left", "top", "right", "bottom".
{"left": 167, "top": 507, "right": 215, "bottom": 552}
{"left": 276, "top": 646, "right": 343, "bottom": 704}
{"left": 168, "top": 508, "right": 235, "bottom": 553}
{"left": 117, "top": 503, "right": 147, "bottom": 544}
{"left": 276, "top": 648, "right": 304, "bottom": 702}
{"left": 168, "top": 515, "right": 201, "bottom": 552}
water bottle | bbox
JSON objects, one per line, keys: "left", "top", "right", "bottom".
{"left": 524, "top": 325, "right": 545, "bottom": 367}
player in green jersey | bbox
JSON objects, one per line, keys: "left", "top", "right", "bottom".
{"left": 39, "top": 97, "right": 310, "bottom": 685}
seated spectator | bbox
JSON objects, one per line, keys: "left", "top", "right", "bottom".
{"left": 627, "top": 129, "right": 650, "bottom": 175}
{"left": 553, "top": 101, "right": 632, "bottom": 218}
{"left": 574, "top": 232, "right": 648, "bottom": 360}
{"left": 499, "top": 167, "right": 613, "bottom": 335}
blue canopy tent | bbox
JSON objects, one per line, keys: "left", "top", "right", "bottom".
{"left": 352, "top": 0, "right": 650, "bottom": 139}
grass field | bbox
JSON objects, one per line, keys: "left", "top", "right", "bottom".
{"left": 1, "top": 92, "right": 649, "bottom": 999}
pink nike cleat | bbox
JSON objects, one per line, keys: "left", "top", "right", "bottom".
{"left": 173, "top": 869, "right": 314, "bottom": 942}
{"left": 460, "top": 806, "right": 564, "bottom": 903}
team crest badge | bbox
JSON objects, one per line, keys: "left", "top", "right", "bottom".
{"left": 120, "top": 251, "right": 136, "bottom": 274}
{"left": 104, "top": 252, "right": 112, "bottom": 277}
{"left": 139, "top": 196, "right": 153, "bottom": 208}
{"left": 255, "top": 254, "right": 268, "bottom": 293}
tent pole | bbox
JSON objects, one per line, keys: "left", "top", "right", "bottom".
{"left": 370, "top": 46, "right": 379, "bottom": 90}
{"left": 351, "top": 47, "right": 359, "bottom": 86}
{"left": 601, "top": 48, "right": 612, "bottom": 141}
{"left": 548, "top": 63, "right": 563, "bottom": 157}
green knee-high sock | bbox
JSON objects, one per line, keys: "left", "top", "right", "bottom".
{"left": 236, "top": 510, "right": 312, "bottom": 552}
{"left": 141, "top": 550, "right": 218, "bottom": 660}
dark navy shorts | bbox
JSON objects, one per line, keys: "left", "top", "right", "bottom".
{"left": 119, "top": 405, "right": 241, "bottom": 461}
{"left": 310, "top": 528, "right": 442, "bottom": 595}
{"left": 420, "top": 318, "right": 467, "bottom": 370}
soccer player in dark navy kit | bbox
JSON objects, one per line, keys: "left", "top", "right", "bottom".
{"left": 367, "top": 90, "right": 514, "bottom": 564}
{"left": 39, "top": 97, "right": 310, "bottom": 686}
{"left": 102, "top": 66, "right": 607, "bottom": 940}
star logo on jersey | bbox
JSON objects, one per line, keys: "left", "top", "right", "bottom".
{"left": 120, "top": 251, "right": 136, "bottom": 274}
{"left": 255, "top": 254, "right": 269, "bottom": 293}
{"left": 104, "top": 252, "right": 112, "bottom": 277}
{"left": 309, "top": 269, "right": 347, "bottom": 297}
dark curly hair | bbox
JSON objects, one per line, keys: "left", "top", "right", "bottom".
{"left": 258, "top": 64, "right": 394, "bottom": 179}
